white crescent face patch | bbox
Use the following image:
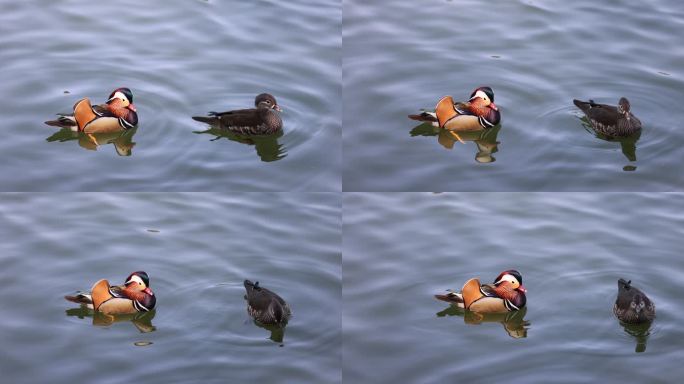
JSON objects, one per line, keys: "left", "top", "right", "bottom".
{"left": 494, "top": 273, "right": 519, "bottom": 287}
{"left": 471, "top": 90, "right": 490, "bottom": 103}
{"left": 126, "top": 274, "right": 145, "bottom": 287}
{"left": 109, "top": 91, "right": 130, "bottom": 105}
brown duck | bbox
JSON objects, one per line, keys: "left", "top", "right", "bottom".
{"left": 573, "top": 97, "right": 641, "bottom": 137}
{"left": 244, "top": 280, "right": 291, "bottom": 326}
{"left": 192, "top": 93, "right": 283, "bottom": 135}
{"left": 613, "top": 278, "right": 655, "bottom": 324}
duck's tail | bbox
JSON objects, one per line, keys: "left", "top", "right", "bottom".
{"left": 45, "top": 115, "right": 78, "bottom": 129}
{"left": 408, "top": 111, "right": 438, "bottom": 123}
{"left": 192, "top": 116, "right": 219, "bottom": 125}
{"left": 573, "top": 99, "right": 592, "bottom": 113}
{"left": 65, "top": 292, "right": 93, "bottom": 306}
{"left": 435, "top": 290, "right": 465, "bottom": 308}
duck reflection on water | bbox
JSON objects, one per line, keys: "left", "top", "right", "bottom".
{"left": 618, "top": 321, "right": 652, "bottom": 353}
{"left": 436, "top": 305, "right": 530, "bottom": 339}
{"left": 46, "top": 127, "right": 138, "bottom": 156}
{"left": 194, "top": 127, "right": 286, "bottom": 163}
{"left": 65, "top": 306, "right": 156, "bottom": 333}
{"left": 577, "top": 115, "right": 641, "bottom": 166}
{"left": 410, "top": 123, "right": 501, "bottom": 164}
{"left": 248, "top": 320, "right": 288, "bottom": 345}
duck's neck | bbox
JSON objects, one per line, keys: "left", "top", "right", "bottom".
{"left": 108, "top": 102, "right": 132, "bottom": 120}
{"left": 494, "top": 285, "right": 517, "bottom": 301}
{"left": 259, "top": 108, "right": 282, "bottom": 129}
{"left": 469, "top": 100, "right": 490, "bottom": 117}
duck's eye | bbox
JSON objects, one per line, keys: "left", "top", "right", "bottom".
{"left": 139, "top": 282, "right": 142, "bottom": 285}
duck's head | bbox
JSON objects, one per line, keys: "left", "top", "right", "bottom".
{"left": 470, "top": 86, "right": 497, "bottom": 111}
{"left": 619, "top": 280, "right": 646, "bottom": 311}
{"left": 630, "top": 293, "right": 648, "bottom": 315}
{"left": 107, "top": 87, "right": 136, "bottom": 112}
{"left": 618, "top": 97, "right": 631, "bottom": 115}
{"left": 255, "top": 93, "right": 282, "bottom": 112}
{"left": 494, "top": 269, "right": 526, "bottom": 293}
{"left": 125, "top": 271, "right": 152, "bottom": 295}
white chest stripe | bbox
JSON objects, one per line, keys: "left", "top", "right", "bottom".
{"left": 133, "top": 300, "right": 149, "bottom": 312}
{"left": 504, "top": 299, "right": 519, "bottom": 311}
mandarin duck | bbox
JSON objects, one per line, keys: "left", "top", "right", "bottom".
{"left": 409, "top": 86, "right": 501, "bottom": 135}
{"left": 573, "top": 97, "right": 641, "bottom": 137}
{"left": 45, "top": 88, "right": 138, "bottom": 139}
{"left": 192, "top": 93, "right": 283, "bottom": 135}
{"left": 435, "top": 270, "right": 526, "bottom": 313}
{"left": 65, "top": 271, "right": 156, "bottom": 315}
{"left": 613, "top": 278, "right": 655, "bottom": 324}
{"left": 244, "top": 280, "right": 291, "bottom": 326}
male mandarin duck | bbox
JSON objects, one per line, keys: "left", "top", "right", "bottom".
{"left": 613, "top": 278, "right": 655, "bottom": 324}
{"left": 65, "top": 271, "right": 156, "bottom": 315}
{"left": 244, "top": 280, "right": 291, "bottom": 326}
{"left": 409, "top": 86, "right": 501, "bottom": 133}
{"left": 45, "top": 87, "right": 138, "bottom": 133}
{"left": 573, "top": 97, "right": 641, "bottom": 137}
{"left": 435, "top": 270, "right": 526, "bottom": 313}
{"left": 192, "top": 93, "right": 283, "bottom": 135}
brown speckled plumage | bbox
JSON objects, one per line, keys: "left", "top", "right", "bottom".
{"left": 574, "top": 97, "right": 641, "bottom": 137}
{"left": 193, "top": 93, "right": 282, "bottom": 135}
{"left": 613, "top": 278, "right": 655, "bottom": 324}
{"left": 244, "top": 280, "right": 291, "bottom": 326}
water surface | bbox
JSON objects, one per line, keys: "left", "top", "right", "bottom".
{"left": 0, "top": 0, "right": 341, "bottom": 191}
{"left": 344, "top": 193, "right": 684, "bottom": 382}
{"left": 0, "top": 193, "right": 341, "bottom": 383}
{"left": 343, "top": 0, "right": 684, "bottom": 191}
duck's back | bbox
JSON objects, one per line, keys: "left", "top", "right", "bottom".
{"left": 244, "top": 280, "right": 291, "bottom": 325}
{"left": 219, "top": 108, "right": 281, "bottom": 135}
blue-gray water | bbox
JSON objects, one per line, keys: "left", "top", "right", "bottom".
{"left": 344, "top": 193, "right": 684, "bottom": 383}
{"left": 0, "top": 193, "right": 341, "bottom": 384}
{"left": 343, "top": 0, "right": 684, "bottom": 191}
{"left": 0, "top": 0, "right": 341, "bottom": 191}
{"left": 2, "top": 0, "right": 684, "bottom": 382}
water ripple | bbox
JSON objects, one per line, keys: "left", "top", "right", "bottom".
{"left": 0, "top": 0, "right": 340, "bottom": 191}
